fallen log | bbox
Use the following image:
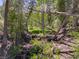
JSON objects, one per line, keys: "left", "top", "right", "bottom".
{"left": 31, "top": 34, "right": 65, "bottom": 41}
{"left": 53, "top": 50, "right": 76, "bottom": 54}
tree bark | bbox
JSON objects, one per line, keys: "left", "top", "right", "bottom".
{"left": 72, "top": 0, "right": 79, "bottom": 31}
{"left": 41, "top": 0, "right": 45, "bottom": 35}
{"left": 0, "top": 0, "right": 9, "bottom": 59}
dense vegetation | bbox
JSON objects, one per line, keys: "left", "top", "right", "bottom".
{"left": 0, "top": 0, "right": 79, "bottom": 59}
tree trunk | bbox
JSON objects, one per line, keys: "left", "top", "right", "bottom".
{"left": 41, "top": 0, "right": 45, "bottom": 35}
{"left": 53, "top": 0, "right": 69, "bottom": 41}
{"left": 15, "top": 0, "right": 24, "bottom": 45}
{"left": 72, "top": 0, "right": 79, "bottom": 31}
{"left": 1, "top": 0, "right": 9, "bottom": 59}
{"left": 46, "top": 0, "right": 52, "bottom": 26}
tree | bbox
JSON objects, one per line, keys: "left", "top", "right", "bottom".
{"left": 72, "top": 0, "right": 79, "bottom": 31}
{"left": 1, "top": 0, "right": 9, "bottom": 59}
{"left": 41, "top": 0, "right": 45, "bottom": 34}
{"left": 46, "top": 0, "right": 52, "bottom": 26}
{"left": 52, "top": 0, "right": 68, "bottom": 41}
{"left": 14, "top": 0, "right": 24, "bottom": 45}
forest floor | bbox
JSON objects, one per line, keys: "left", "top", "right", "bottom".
{"left": 22, "top": 35, "right": 79, "bottom": 59}
{"left": 0, "top": 34, "right": 79, "bottom": 59}
{"left": 53, "top": 36, "right": 79, "bottom": 59}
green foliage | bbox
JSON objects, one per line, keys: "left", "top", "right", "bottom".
{"left": 37, "top": 0, "right": 47, "bottom": 4}
{"left": 54, "top": 48, "right": 60, "bottom": 59}
{"left": 69, "top": 31, "right": 79, "bottom": 59}
{"left": 2, "top": 0, "right": 79, "bottom": 59}
{"left": 28, "top": 39, "right": 54, "bottom": 59}
{"left": 0, "top": 20, "right": 3, "bottom": 31}
{"left": 30, "top": 29, "right": 42, "bottom": 34}
{"left": 73, "top": 47, "right": 79, "bottom": 59}
{"left": 69, "top": 32, "right": 79, "bottom": 39}
{"left": 57, "top": 0, "right": 65, "bottom": 12}
{"left": 29, "top": 29, "right": 51, "bottom": 34}
{"left": 8, "top": 45, "right": 22, "bottom": 58}
{"left": 57, "top": 0, "right": 65, "bottom": 22}
{"left": 8, "top": 8, "right": 17, "bottom": 39}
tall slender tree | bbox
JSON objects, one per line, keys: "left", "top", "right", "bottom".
{"left": 1, "top": 0, "right": 9, "bottom": 59}
{"left": 41, "top": 0, "right": 45, "bottom": 35}
{"left": 46, "top": 0, "right": 52, "bottom": 26}
{"left": 52, "top": 0, "right": 68, "bottom": 40}
{"left": 15, "top": 0, "right": 24, "bottom": 45}
{"left": 72, "top": 0, "right": 79, "bottom": 31}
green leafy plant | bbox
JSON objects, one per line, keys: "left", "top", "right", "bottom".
{"left": 8, "top": 45, "right": 22, "bottom": 58}
{"left": 29, "top": 39, "right": 54, "bottom": 59}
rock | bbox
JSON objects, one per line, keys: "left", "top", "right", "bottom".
{"left": 23, "top": 44, "right": 32, "bottom": 49}
{"left": 21, "top": 32, "right": 32, "bottom": 43}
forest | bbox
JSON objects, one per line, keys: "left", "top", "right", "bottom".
{"left": 0, "top": 0, "right": 79, "bottom": 59}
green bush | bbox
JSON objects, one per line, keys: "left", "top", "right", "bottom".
{"left": 8, "top": 45, "right": 22, "bottom": 59}
{"left": 28, "top": 39, "right": 54, "bottom": 59}
{"left": 29, "top": 29, "right": 54, "bottom": 34}
{"left": 73, "top": 47, "right": 79, "bottom": 59}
